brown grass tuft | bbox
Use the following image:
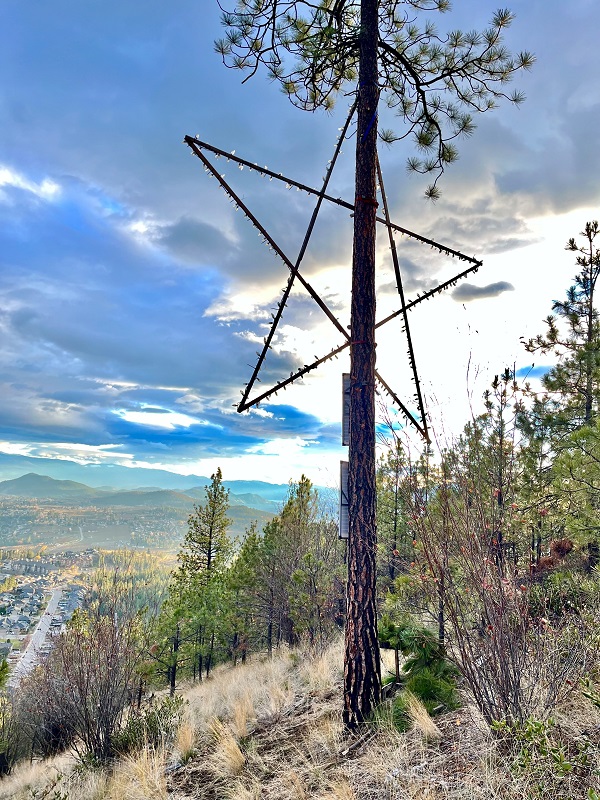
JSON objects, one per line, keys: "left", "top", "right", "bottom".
{"left": 318, "top": 778, "right": 356, "bottom": 799}
{"left": 208, "top": 718, "right": 246, "bottom": 778}
{"left": 404, "top": 691, "right": 442, "bottom": 741}
{"left": 106, "top": 747, "right": 167, "bottom": 800}
{"left": 175, "top": 717, "right": 197, "bottom": 764}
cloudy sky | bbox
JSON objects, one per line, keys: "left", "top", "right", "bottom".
{"left": 1, "top": 0, "right": 599, "bottom": 485}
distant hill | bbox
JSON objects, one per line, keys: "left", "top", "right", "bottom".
{"left": 93, "top": 489, "right": 195, "bottom": 510}
{"left": 226, "top": 505, "right": 275, "bottom": 538}
{"left": 184, "top": 486, "right": 280, "bottom": 513}
{"left": 0, "top": 473, "right": 103, "bottom": 500}
{"left": 180, "top": 481, "right": 292, "bottom": 503}
{"left": 0, "top": 473, "right": 276, "bottom": 537}
{"left": 0, "top": 453, "right": 296, "bottom": 501}
{"left": 232, "top": 492, "right": 280, "bottom": 513}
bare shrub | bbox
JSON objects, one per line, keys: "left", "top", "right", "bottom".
{"left": 20, "top": 569, "right": 149, "bottom": 764}
{"left": 0, "top": 694, "right": 27, "bottom": 774}
{"left": 405, "top": 461, "right": 592, "bottom": 724}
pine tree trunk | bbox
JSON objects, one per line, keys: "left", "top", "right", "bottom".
{"left": 267, "top": 593, "right": 273, "bottom": 656}
{"left": 206, "top": 630, "right": 215, "bottom": 678}
{"left": 343, "top": 0, "right": 382, "bottom": 729}
{"left": 170, "top": 623, "right": 180, "bottom": 697}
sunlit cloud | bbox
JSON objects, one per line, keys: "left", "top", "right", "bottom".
{"left": 114, "top": 407, "right": 207, "bottom": 430}
{"left": 0, "top": 440, "right": 134, "bottom": 465}
{"left": 0, "top": 165, "right": 60, "bottom": 201}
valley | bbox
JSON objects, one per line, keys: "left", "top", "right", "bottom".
{"left": 0, "top": 473, "right": 280, "bottom": 551}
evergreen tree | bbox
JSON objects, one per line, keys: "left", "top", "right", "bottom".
{"left": 224, "top": 477, "right": 345, "bottom": 656}
{"left": 550, "top": 422, "right": 600, "bottom": 541}
{"left": 175, "top": 467, "right": 232, "bottom": 586}
{"left": 160, "top": 468, "right": 233, "bottom": 690}
{"left": 215, "top": 0, "right": 533, "bottom": 727}
{"left": 225, "top": 521, "right": 263, "bottom": 663}
{"left": 376, "top": 442, "right": 410, "bottom": 589}
{"left": 522, "top": 223, "right": 600, "bottom": 546}
{"left": 525, "top": 221, "right": 600, "bottom": 430}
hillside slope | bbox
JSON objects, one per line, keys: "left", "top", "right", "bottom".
{"left": 3, "top": 642, "right": 599, "bottom": 800}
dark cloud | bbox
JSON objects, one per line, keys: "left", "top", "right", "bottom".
{"left": 451, "top": 282, "right": 515, "bottom": 302}
{"left": 152, "top": 217, "right": 233, "bottom": 266}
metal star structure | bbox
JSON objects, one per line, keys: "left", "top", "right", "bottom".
{"left": 184, "top": 103, "right": 483, "bottom": 443}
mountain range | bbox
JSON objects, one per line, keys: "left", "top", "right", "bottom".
{"left": 0, "top": 452, "right": 294, "bottom": 502}
{"left": 0, "top": 473, "right": 282, "bottom": 515}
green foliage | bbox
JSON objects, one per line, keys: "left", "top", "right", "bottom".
{"left": 0, "top": 575, "right": 17, "bottom": 594}
{"left": 550, "top": 423, "right": 600, "bottom": 539}
{"left": 525, "top": 221, "right": 600, "bottom": 430}
{"left": 216, "top": 0, "right": 533, "bottom": 196}
{"left": 517, "top": 222, "right": 600, "bottom": 560}
{"left": 111, "top": 696, "right": 184, "bottom": 756}
{"left": 379, "top": 614, "right": 457, "bottom": 678}
{"left": 580, "top": 677, "right": 600, "bottom": 710}
{"left": 234, "top": 476, "right": 345, "bottom": 653}
{"left": 155, "top": 468, "right": 234, "bottom": 691}
{"left": 376, "top": 444, "right": 411, "bottom": 589}
{"left": 528, "top": 569, "right": 598, "bottom": 618}
{"left": 175, "top": 467, "right": 232, "bottom": 586}
{"left": 0, "top": 659, "right": 9, "bottom": 691}
{"left": 388, "top": 692, "right": 412, "bottom": 733}
{"left": 94, "top": 549, "right": 172, "bottom": 614}
{"left": 404, "top": 668, "right": 460, "bottom": 715}
{"left": 379, "top": 614, "right": 459, "bottom": 730}
{"left": 491, "top": 716, "right": 594, "bottom": 789}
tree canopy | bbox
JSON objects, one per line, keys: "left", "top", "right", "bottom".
{"left": 215, "top": 0, "right": 534, "bottom": 196}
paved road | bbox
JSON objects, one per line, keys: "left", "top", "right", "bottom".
{"left": 8, "top": 588, "right": 62, "bottom": 687}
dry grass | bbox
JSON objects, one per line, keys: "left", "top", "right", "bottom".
{"left": 106, "top": 747, "right": 167, "bottom": 800}
{"left": 231, "top": 692, "right": 254, "bottom": 739}
{"left": 174, "top": 717, "right": 197, "bottom": 764}
{"left": 404, "top": 691, "right": 442, "bottom": 741}
{"left": 223, "top": 778, "right": 263, "bottom": 800}
{"left": 185, "top": 652, "right": 294, "bottom": 734}
{"left": 207, "top": 718, "right": 246, "bottom": 778}
{"left": 4, "top": 637, "right": 600, "bottom": 800}
{"left": 0, "top": 755, "right": 112, "bottom": 800}
{"left": 318, "top": 777, "right": 356, "bottom": 799}
{"left": 298, "top": 640, "right": 343, "bottom": 694}
{"left": 0, "top": 755, "right": 73, "bottom": 800}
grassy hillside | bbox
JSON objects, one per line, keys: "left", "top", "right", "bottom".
{"left": 2, "top": 641, "right": 600, "bottom": 800}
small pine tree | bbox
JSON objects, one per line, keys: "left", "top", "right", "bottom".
{"left": 175, "top": 468, "right": 232, "bottom": 586}
{"left": 525, "top": 221, "right": 600, "bottom": 430}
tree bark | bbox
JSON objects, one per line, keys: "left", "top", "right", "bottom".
{"left": 343, "top": 0, "right": 382, "bottom": 729}
{"left": 169, "top": 623, "right": 180, "bottom": 697}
